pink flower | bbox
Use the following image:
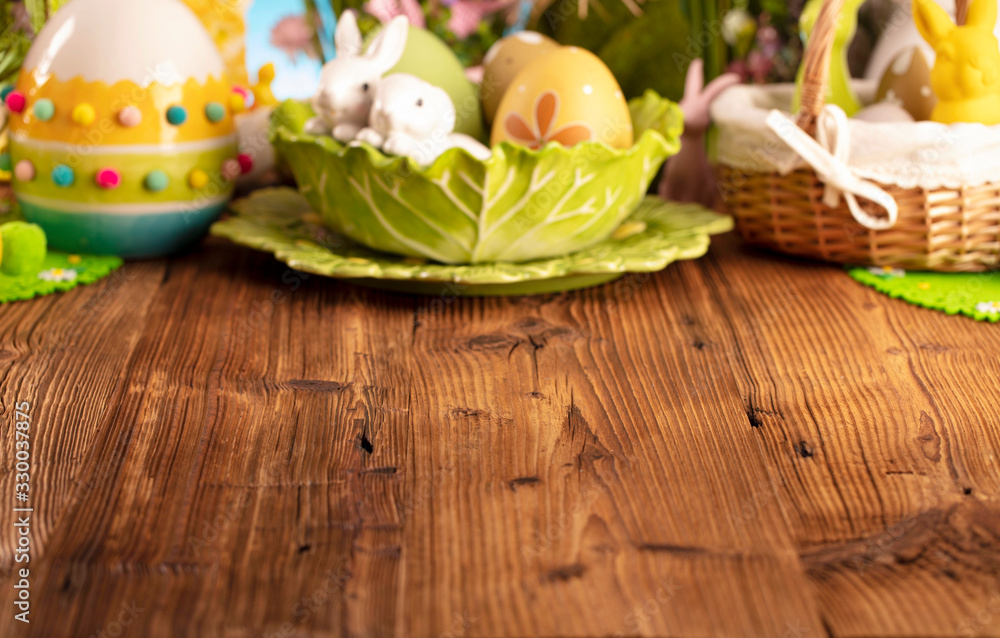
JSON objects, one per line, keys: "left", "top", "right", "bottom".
{"left": 364, "top": 0, "right": 426, "bottom": 27}
{"left": 270, "top": 15, "right": 319, "bottom": 61}
{"left": 465, "top": 65, "right": 485, "bottom": 84}
{"left": 447, "top": 0, "right": 512, "bottom": 38}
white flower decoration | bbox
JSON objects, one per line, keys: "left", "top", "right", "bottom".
{"left": 867, "top": 265, "right": 906, "bottom": 278}
{"left": 975, "top": 301, "right": 1000, "bottom": 315}
{"left": 38, "top": 268, "right": 78, "bottom": 283}
{"left": 721, "top": 9, "right": 755, "bottom": 46}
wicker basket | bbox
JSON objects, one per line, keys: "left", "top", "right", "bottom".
{"left": 716, "top": 0, "right": 1000, "bottom": 272}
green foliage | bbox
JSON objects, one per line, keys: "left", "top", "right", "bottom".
{"left": 539, "top": 0, "right": 705, "bottom": 101}
{"left": 753, "top": 0, "right": 791, "bottom": 22}
{"left": 598, "top": 1, "right": 695, "bottom": 102}
{"left": 0, "top": 0, "right": 70, "bottom": 84}
{"left": 0, "top": 33, "right": 30, "bottom": 84}
{"left": 0, "top": 2, "right": 31, "bottom": 83}
{"left": 23, "top": 0, "right": 46, "bottom": 33}
{"left": 540, "top": 0, "right": 638, "bottom": 53}
{"left": 23, "top": 0, "right": 67, "bottom": 33}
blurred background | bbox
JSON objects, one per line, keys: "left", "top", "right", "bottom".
{"left": 1, "top": 0, "right": 900, "bottom": 101}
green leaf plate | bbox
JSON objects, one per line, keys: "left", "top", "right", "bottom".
{"left": 211, "top": 188, "right": 732, "bottom": 297}
{"left": 270, "top": 91, "right": 684, "bottom": 264}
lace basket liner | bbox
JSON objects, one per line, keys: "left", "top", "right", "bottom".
{"left": 710, "top": 0, "right": 1000, "bottom": 272}
{"left": 712, "top": 83, "right": 1000, "bottom": 192}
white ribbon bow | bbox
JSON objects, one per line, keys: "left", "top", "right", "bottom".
{"left": 766, "top": 105, "right": 899, "bottom": 231}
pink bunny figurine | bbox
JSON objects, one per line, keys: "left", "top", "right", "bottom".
{"left": 659, "top": 59, "right": 741, "bottom": 208}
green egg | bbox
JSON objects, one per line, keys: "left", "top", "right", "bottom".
{"left": 370, "top": 26, "right": 486, "bottom": 141}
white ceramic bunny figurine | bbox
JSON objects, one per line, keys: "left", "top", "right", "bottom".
{"left": 355, "top": 74, "right": 492, "bottom": 164}
{"left": 305, "top": 12, "right": 409, "bottom": 142}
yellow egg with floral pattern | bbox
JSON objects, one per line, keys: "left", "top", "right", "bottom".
{"left": 490, "top": 47, "right": 633, "bottom": 150}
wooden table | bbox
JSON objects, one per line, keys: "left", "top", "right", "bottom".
{"left": 2, "top": 229, "right": 999, "bottom": 637}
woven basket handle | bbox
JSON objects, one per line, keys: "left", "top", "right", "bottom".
{"left": 797, "top": 0, "right": 972, "bottom": 133}
{"left": 795, "top": 0, "right": 848, "bottom": 134}
{"left": 956, "top": 0, "right": 970, "bottom": 25}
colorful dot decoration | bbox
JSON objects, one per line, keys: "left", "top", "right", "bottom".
{"left": 8, "top": 94, "right": 239, "bottom": 195}
{"left": 52, "top": 164, "right": 75, "bottom": 187}
{"left": 232, "top": 86, "right": 252, "bottom": 104}
{"left": 205, "top": 102, "right": 226, "bottom": 123}
{"left": 237, "top": 154, "right": 253, "bottom": 175}
{"left": 228, "top": 94, "right": 246, "bottom": 114}
{"left": 13, "top": 97, "right": 239, "bottom": 134}
{"left": 95, "top": 168, "right": 122, "bottom": 190}
{"left": 5, "top": 91, "right": 26, "bottom": 113}
{"left": 144, "top": 170, "right": 169, "bottom": 193}
{"left": 14, "top": 161, "right": 35, "bottom": 182}
{"left": 166, "top": 105, "right": 188, "bottom": 126}
{"left": 188, "top": 169, "right": 209, "bottom": 189}
{"left": 32, "top": 98, "right": 55, "bottom": 121}
{"left": 72, "top": 103, "right": 96, "bottom": 126}
{"left": 229, "top": 87, "right": 250, "bottom": 114}
{"left": 118, "top": 106, "right": 143, "bottom": 128}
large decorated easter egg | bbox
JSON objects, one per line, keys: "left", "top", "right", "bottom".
{"left": 7, "top": 0, "right": 240, "bottom": 257}
{"left": 491, "top": 47, "right": 633, "bottom": 150}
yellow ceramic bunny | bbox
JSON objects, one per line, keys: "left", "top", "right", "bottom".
{"left": 913, "top": 0, "right": 1000, "bottom": 125}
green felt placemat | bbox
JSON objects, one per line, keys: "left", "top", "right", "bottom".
{"left": 0, "top": 191, "right": 124, "bottom": 304}
{"left": 848, "top": 266, "right": 1000, "bottom": 322}
{"left": 0, "top": 252, "right": 124, "bottom": 304}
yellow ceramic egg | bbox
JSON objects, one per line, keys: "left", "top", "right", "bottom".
{"left": 491, "top": 47, "right": 633, "bottom": 150}
{"left": 481, "top": 31, "right": 559, "bottom": 122}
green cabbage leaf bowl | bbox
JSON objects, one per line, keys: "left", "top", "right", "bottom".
{"left": 269, "top": 91, "right": 683, "bottom": 264}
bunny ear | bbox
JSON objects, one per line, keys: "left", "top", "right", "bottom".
{"left": 912, "top": 0, "right": 954, "bottom": 46}
{"left": 684, "top": 59, "right": 705, "bottom": 100}
{"left": 701, "top": 73, "right": 741, "bottom": 104}
{"left": 966, "top": 0, "right": 998, "bottom": 30}
{"left": 335, "top": 10, "right": 364, "bottom": 58}
{"left": 366, "top": 15, "right": 409, "bottom": 73}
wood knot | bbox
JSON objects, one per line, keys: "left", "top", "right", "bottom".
{"left": 464, "top": 334, "right": 520, "bottom": 352}
{"left": 542, "top": 563, "right": 586, "bottom": 583}
{"left": 794, "top": 441, "right": 814, "bottom": 458}
{"left": 508, "top": 476, "right": 540, "bottom": 491}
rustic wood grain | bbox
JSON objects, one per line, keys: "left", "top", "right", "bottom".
{"left": 2, "top": 224, "right": 1000, "bottom": 637}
